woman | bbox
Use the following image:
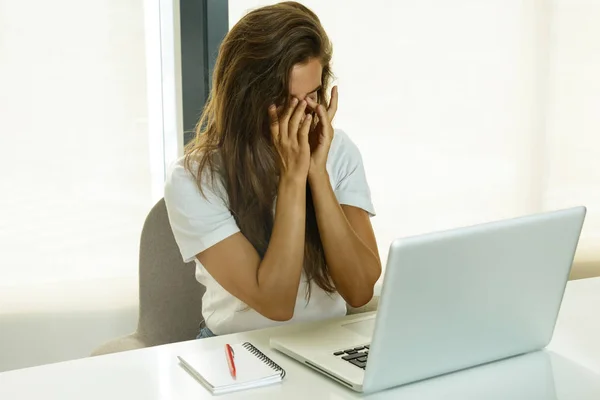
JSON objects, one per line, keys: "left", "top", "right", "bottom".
{"left": 164, "top": 1, "right": 381, "bottom": 338}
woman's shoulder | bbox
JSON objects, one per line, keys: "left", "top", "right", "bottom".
{"left": 164, "top": 153, "right": 228, "bottom": 206}
{"left": 327, "top": 128, "right": 375, "bottom": 216}
{"left": 328, "top": 128, "right": 365, "bottom": 172}
{"left": 163, "top": 153, "right": 239, "bottom": 264}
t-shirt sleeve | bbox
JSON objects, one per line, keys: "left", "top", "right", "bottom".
{"left": 163, "top": 160, "right": 240, "bottom": 263}
{"left": 330, "top": 129, "right": 376, "bottom": 217}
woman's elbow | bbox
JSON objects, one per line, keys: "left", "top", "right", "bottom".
{"left": 267, "top": 309, "right": 294, "bottom": 322}
{"left": 258, "top": 302, "right": 295, "bottom": 322}
{"left": 346, "top": 290, "right": 375, "bottom": 309}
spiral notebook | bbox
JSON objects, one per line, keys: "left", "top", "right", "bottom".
{"left": 177, "top": 342, "right": 286, "bottom": 395}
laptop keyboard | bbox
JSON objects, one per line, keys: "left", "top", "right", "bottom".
{"left": 333, "top": 345, "right": 369, "bottom": 369}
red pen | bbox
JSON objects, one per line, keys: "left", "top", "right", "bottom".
{"left": 225, "top": 344, "right": 236, "bottom": 379}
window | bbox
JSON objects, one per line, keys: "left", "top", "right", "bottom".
{"left": 0, "top": 0, "right": 160, "bottom": 287}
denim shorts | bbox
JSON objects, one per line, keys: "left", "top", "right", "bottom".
{"left": 196, "top": 326, "right": 216, "bottom": 339}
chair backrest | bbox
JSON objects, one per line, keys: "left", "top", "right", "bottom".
{"left": 136, "top": 198, "right": 205, "bottom": 346}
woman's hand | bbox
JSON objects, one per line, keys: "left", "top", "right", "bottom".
{"left": 306, "top": 85, "right": 338, "bottom": 176}
{"left": 269, "top": 98, "right": 313, "bottom": 182}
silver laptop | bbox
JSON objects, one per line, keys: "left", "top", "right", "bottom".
{"left": 270, "top": 206, "right": 586, "bottom": 394}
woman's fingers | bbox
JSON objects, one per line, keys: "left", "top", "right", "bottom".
{"left": 304, "top": 86, "right": 337, "bottom": 122}
{"left": 305, "top": 96, "right": 319, "bottom": 114}
{"left": 288, "top": 99, "right": 307, "bottom": 145}
{"left": 298, "top": 112, "right": 312, "bottom": 146}
{"left": 328, "top": 85, "right": 338, "bottom": 121}
{"left": 316, "top": 104, "right": 332, "bottom": 136}
{"left": 279, "top": 97, "right": 298, "bottom": 141}
{"left": 316, "top": 103, "right": 328, "bottom": 121}
{"left": 268, "top": 105, "right": 279, "bottom": 142}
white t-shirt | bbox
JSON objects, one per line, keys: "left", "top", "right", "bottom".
{"left": 164, "top": 129, "right": 375, "bottom": 335}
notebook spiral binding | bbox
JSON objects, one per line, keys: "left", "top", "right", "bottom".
{"left": 242, "top": 342, "right": 286, "bottom": 378}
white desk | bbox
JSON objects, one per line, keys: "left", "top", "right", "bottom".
{"left": 1, "top": 277, "right": 599, "bottom": 399}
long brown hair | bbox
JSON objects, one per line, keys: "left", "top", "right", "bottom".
{"left": 184, "top": 2, "right": 335, "bottom": 298}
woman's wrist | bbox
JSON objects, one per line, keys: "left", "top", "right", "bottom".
{"left": 278, "top": 174, "right": 307, "bottom": 201}
{"left": 308, "top": 168, "right": 329, "bottom": 186}
{"left": 279, "top": 173, "right": 307, "bottom": 188}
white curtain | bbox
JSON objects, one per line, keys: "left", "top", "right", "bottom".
{"left": 229, "top": 0, "right": 600, "bottom": 277}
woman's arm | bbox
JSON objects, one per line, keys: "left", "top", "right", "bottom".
{"left": 305, "top": 91, "right": 381, "bottom": 307}
{"left": 196, "top": 99, "right": 313, "bottom": 321}
{"left": 308, "top": 171, "right": 381, "bottom": 307}
{"left": 197, "top": 177, "right": 307, "bottom": 321}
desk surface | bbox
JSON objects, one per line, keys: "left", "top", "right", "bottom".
{"left": 1, "top": 277, "right": 600, "bottom": 400}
